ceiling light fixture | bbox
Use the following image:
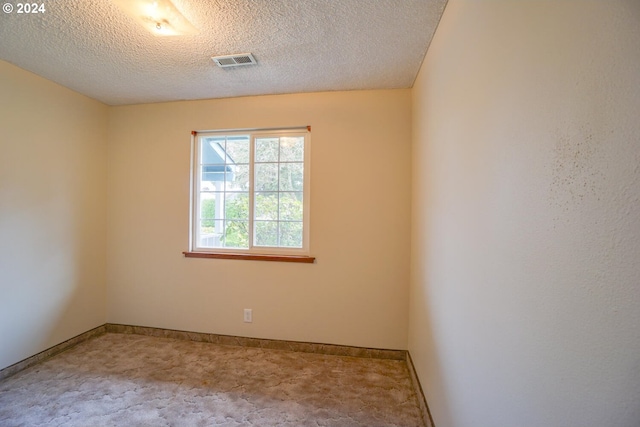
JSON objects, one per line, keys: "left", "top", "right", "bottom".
{"left": 113, "top": 0, "right": 197, "bottom": 36}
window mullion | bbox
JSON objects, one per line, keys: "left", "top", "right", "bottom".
{"left": 248, "top": 136, "right": 255, "bottom": 249}
{"left": 276, "top": 138, "right": 281, "bottom": 247}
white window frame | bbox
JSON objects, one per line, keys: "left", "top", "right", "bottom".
{"left": 189, "top": 127, "right": 311, "bottom": 256}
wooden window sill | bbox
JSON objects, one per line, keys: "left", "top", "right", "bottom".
{"left": 183, "top": 251, "right": 316, "bottom": 263}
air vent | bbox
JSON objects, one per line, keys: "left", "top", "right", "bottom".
{"left": 212, "top": 53, "right": 257, "bottom": 68}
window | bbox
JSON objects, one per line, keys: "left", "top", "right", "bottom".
{"left": 189, "top": 128, "right": 310, "bottom": 258}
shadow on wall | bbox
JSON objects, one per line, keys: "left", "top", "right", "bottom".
{"left": 0, "top": 141, "right": 106, "bottom": 371}
{"left": 409, "top": 277, "right": 453, "bottom": 427}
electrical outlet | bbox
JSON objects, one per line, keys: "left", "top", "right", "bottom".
{"left": 243, "top": 309, "right": 252, "bottom": 323}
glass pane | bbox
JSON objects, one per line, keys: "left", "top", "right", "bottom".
{"left": 255, "top": 138, "right": 279, "bottom": 162}
{"left": 279, "top": 192, "right": 303, "bottom": 221}
{"left": 279, "top": 137, "right": 304, "bottom": 162}
{"left": 200, "top": 139, "right": 225, "bottom": 164}
{"left": 255, "top": 192, "right": 278, "bottom": 220}
{"left": 199, "top": 194, "right": 216, "bottom": 220}
{"left": 223, "top": 221, "right": 249, "bottom": 248}
{"left": 255, "top": 221, "right": 278, "bottom": 246}
{"left": 279, "top": 222, "right": 303, "bottom": 248}
{"left": 200, "top": 166, "right": 226, "bottom": 185}
{"left": 225, "top": 136, "right": 250, "bottom": 164}
{"left": 199, "top": 220, "right": 223, "bottom": 248}
{"left": 225, "top": 164, "right": 249, "bottom": 191}
{"left": 200, "top": 192, "right": 224, "bottom": 220}
{"left": 279, "top": 163, "right": 304, "bottom": 191}
{"left": 225, "top": 193, "right": 249, "bottom": 220}
{"left": 255, "top": 163, "right": 279, "bottom": 191}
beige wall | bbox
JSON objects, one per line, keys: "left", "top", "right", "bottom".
{"left": 107, "top": 90, "right": 412, "bottom": 349}
{"left": 0, "top": 60, "right": 108, "bottom": 370}
{"left": 410, "top": 1, "right": 640, "bottom": 426}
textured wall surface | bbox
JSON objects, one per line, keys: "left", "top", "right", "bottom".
{"left": 409, "top": 1, "right": 640, "bottom": 426}
{"left": 107, "top": 89, "right": 412, "bottom": 350}
{"left": 0, "top": 60, "right": 108, "bottom": 370}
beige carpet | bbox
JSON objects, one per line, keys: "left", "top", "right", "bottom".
{"left": 0, "top": 333, "right": 424, "bottom": 426}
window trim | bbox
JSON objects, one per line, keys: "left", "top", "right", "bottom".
{"left": 188, "top": 127, "right": 311, "bottom": 258}
{"left": 182, "top": 251, "right": 316, "bottom": 263}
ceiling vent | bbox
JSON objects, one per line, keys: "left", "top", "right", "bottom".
{"left": 212, "top": 53, "right": 257, "bottom": 68}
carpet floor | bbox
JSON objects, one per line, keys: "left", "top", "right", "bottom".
{"left": 0, "top": 333, "right": 424, "bottom": 426}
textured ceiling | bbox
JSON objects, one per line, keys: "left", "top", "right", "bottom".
{"left": 0, "top": 0, "right": 447, "bottom": 105}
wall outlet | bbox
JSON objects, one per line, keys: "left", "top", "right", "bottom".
{"left": 243, "top": 308, "right": 252, "bottom": 323}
